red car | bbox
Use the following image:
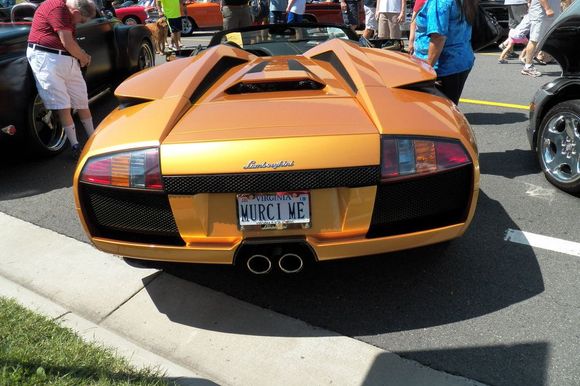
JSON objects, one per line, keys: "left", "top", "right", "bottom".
{"left": 114, "top": 0, "right": 155, "bottom": 24}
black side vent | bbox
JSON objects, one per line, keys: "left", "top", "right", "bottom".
{"left": 311, "top": 51, "right": 357, "bottom": 94}
{"left": 225, "top": 79, "right": 325, "bottom": 94}
{"left": 117, "top": 96, "right": 152, "bottom": 110}
{"left": 398, "top": 80, "right": 448, "bottom": 99}
{"left": 189, "top": 56, "right": 248, "bottom": 103}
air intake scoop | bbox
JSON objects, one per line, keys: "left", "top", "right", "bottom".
{"left": 226, "top": 59, "right": 326, "bottom": 94}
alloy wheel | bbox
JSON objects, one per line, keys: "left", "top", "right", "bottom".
{"left": 540, "top": 111, "right": 580, "bottom": 185}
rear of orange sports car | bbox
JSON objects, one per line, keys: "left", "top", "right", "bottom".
{"left": 73, "top": 39, "right": 479, "bottom": 274}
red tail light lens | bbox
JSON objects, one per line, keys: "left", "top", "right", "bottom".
{"left": 380, "top": 136, "right": 471, "bottom": 181}
{"left": 80, "top": 148, "right": 163, "bottom": 190}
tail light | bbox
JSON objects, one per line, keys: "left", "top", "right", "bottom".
{"left": 80, "top": 148, "right": 163, "bottom": 190}
{"left": 381, "top": 136, "right": 471, "bottom": 181}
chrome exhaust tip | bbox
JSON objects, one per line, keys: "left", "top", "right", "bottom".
{"left": 246, "top": 254, "right": 272, "bottom": 275}
{"left": 278, "top": 253, "right": 304, "bottom": 274}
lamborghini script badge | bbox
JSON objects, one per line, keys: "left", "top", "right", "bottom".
{"left": 243, "top": 160, "right": 295, "bottom": 170}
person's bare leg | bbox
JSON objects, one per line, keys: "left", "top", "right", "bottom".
{"left": 525, "top": 40, "right": 537, "bottom": 65}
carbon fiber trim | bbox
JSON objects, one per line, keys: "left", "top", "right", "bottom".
{"left": 163, "top": 166, "right": 380, "bottom": 194}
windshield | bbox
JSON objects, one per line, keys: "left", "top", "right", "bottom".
{"left": 209, "top": 24, "right": 357, "bottom": 56}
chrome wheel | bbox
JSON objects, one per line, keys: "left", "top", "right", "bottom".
{"left": 28, "top": 93, "right": 67, "bottom": 155}
{"left": 137, "top": 41, "right": 155, "bottom": 70}
{"left": 539, "top": 105, "right": 580, "bottom": 193}
{"left": 181, "top": 17, "right": 195, "bottom": 36}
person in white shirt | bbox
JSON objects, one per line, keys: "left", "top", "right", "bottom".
{"left": 375, "top": 0, "right": 405, "bottom": 39}
{"left": 286, "top": 0, "right": 305, "bottom": 22}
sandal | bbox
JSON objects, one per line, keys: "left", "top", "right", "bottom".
{"left": 534, "top": 57, "right": 547, "bottom": 65}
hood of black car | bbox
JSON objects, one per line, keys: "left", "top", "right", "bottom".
{"left": 539, "top": 0, "right": 580, "bottom": 75}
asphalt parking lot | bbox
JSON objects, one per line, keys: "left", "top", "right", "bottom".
{"left": 0, "top": 36, "right": 578, "bottom": 386}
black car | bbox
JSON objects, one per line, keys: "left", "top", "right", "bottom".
{"left": 528, "top": 0, "right": 580, "bottom": 194}
{"left": 479, "top": 0, "right": 509, "bottom": 40}
{"left": 0, "top": 4, "right": 155, "bottom": 156}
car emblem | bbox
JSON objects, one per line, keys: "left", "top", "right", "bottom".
{"left": 243, "top": 160, "right": 295, "bottom": 170}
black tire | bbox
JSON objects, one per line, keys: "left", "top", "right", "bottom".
{"left": 136, "top": 39, "right": 155, "bottom": 71}
{"left": 123, "top": 15, "right": 140, "bottom": 25}
{"left": 536, "top": 99, "right": 580, "bottom": 194}
{"left": 181, "top": 16, "right": 197, "bottom": 36}
{"left": 25, "top": 92, "right": 67, "bottom": 156}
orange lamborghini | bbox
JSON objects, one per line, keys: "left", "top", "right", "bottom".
{"left": 73, "top": 24, "right": 479, "bottom": 275}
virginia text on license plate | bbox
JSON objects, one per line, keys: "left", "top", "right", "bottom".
{"left": 237, "top": 191, "right": 311, "bottom": 230}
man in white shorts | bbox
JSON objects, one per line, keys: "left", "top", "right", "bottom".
{"left": 521, "top": 0, "right": 560, "bottom": 77}
{"left": 363, "top": 0, "right": 377, "bottom": 39}
{"left": 27, "top": 0, "right": 96, "bottom": 158}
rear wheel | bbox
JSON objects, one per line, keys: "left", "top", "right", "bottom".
{"left": 136, "top": 39, "right": 155, "bottom": 70}
{"left": 537, "top": 99, "right": 580, "bottom": 194}
{"left": 26, "top": 92, "right": 67, "bottom": 156}
{"left": 181, "top": 17, "right": 197, "bottom": 36}
{"left": 123, "top": 15, "right": 140, "bottom": 25}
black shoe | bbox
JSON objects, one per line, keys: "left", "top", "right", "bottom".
{"left": 71, "top": 144, "right": 82, "bottom": 160}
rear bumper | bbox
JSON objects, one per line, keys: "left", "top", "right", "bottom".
{"left": 91, "top": 220, "right": 473, "bottom": 264}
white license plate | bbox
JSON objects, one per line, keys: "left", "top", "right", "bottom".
{"left": 237, "top": 191, "right": 311, "bottom": 228}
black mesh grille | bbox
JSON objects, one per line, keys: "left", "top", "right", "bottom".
{"left": 163, "top": 166, "right": 380, "bottom": 194}
{"left": 367, "top": 166, "right": 473, "bottom": 238}
{"left": 79, "top": 184, "right": 185, "bottom": 246}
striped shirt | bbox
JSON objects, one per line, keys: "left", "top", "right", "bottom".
{"left": 28, "top": 0, "right": 75, "bottom": 51}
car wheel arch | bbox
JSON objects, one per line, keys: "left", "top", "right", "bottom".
{"left": 533, "top": 83, "right": 580, "bottom": 150}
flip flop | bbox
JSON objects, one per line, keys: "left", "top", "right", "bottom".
{"left": 533, "top": 57, "right": 547, "bottom": 65}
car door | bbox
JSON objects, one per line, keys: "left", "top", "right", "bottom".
{"left": 75, "top": 17, "right": 116, "bottom": 94}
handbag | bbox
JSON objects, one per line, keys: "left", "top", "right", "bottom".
{"left": 471, "top": 5, "right": 502, "bottom": 52}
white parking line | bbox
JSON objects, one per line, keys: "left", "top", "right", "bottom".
{"left": 504, "top": 229, "right": 580, "bottom": 257}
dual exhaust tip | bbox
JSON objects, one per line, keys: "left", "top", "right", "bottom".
{"left": 246, "top": 253, "right": 304, "bottom": 275}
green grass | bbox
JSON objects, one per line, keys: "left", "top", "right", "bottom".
{"left": 0, "top": 297, "right": 171, "bottom": 386}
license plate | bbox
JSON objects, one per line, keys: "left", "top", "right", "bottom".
{"left": 237, "top": 191, "right": 311, "bottom": 229}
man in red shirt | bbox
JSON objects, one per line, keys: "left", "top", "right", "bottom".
{"left": 27, "top": 0, "right": 96, "bottom": 159}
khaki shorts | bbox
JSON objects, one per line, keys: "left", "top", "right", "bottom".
{"left": 377, "top": 12, "right": 402, "bottom": 39}
{"left": 26, "top": 47, "right": 88, "bottom": 110}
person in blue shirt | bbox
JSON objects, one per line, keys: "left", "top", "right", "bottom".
{"left": 413, "top": 0, "right": 476, "bottom": 104}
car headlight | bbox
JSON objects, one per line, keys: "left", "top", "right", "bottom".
{"left": 80, "top": 147, "right": 163, "bottom": 190}
{"left": 380, "top": 136, "right": 471, "bottom": 181}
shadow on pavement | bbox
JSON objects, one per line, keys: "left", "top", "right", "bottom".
{"left": 464, "top": 111, "right": 528, "bottom": 125}
{"left": 0, "top": 91, "right": 118, "bottom": 200}
{"left": 146, "top": 190, "right": 544, "bottom": 336}
{"left": 479, "top": 149, "right": 541, "bottom": 179}
{"left": 364, "top": 342, "right": 549, "bottom": 386}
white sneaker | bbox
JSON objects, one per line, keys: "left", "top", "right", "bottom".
{"left": 521, "top": 66, "right": 542, "bottom": 77}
